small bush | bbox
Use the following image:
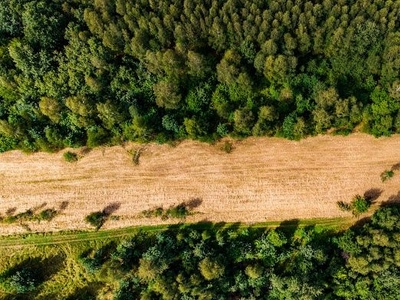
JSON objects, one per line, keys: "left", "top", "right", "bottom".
{"left": 129, "top": 147, "right": 145, "bottom": 165}
{"left": 165, "top": 204, "right": 189, "bottom": 219}
{"left": 154, "top": 207, "right": 163, "bottom": 217}
{"left": 132, "top": 150, "right": 140, "bottom": 165}
{"left": 3, "top": 215, "right": 17, "bottom": 224}
{"left": 141, "top": 207, "right": 163, "bottom": 218}
{"left": 0, "top": 208, "right": 58, "bottom": 224}
{"left": 221, "top": 141, "right": 233, "bottom": 153}
{"left": 337, "top": 195, "right": 371, "bottom": 217}
{"left": 63, "top": 151, "right": 78, "bottom": 162}
{"left": 351, "top": 195, "right": 371, "bottom": 216}
{"left": 141, "top": 210, "right": 152, "bottom": 218}
{"left": 141, "top": 203, "right": 190, "bottom": 220}
{"left": 38, "top": 209, "right": 57, "bottom": 221}
{"left": 380, "top": 170, "right": 394, "bottom": 182}
{"left": 16, "top": 209, "right": 34, "bottom": 220}
{"left": 85, "top": 211, "right": 107, "bottom": 230}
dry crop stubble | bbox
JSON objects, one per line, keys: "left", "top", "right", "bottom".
{"left": 0, "top": 133, "right": 400, "bottom": 234}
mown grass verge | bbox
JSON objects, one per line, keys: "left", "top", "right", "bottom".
{"left": 0, "top": 217, "right": 352, "bottom": 248}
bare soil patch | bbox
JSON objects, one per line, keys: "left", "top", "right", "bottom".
{"left": 1, "top": 133, "right": 400, "bottom": 234}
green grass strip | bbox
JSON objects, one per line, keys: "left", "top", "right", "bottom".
{"left": 0, "top": 217, "right": 353, "bottom": 248}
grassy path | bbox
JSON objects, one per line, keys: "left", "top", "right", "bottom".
{"left": 0, "top": 217, "right": 353, "bottom": 248}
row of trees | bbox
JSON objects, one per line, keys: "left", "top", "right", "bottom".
{"left": 0, "top": 0, "right": 400, "bottom": 151}
{"left": 26, "top": 205, "right": 400, "bottom": 299}
{"left": 1, "top": 205, "right": 399, "bottom": 298}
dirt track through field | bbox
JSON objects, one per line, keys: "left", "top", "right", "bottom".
{"left": 0, "top": 133, "right": 400, "bottom": 235}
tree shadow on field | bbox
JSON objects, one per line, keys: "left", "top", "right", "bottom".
{"left": 87, "top": 202, "right": 121, "bottom": 230}
{"left": 103, "top": 202, "right": 121, "bottom": 216}
{"left": 0, "top": 255, "right": 65, "bottom": 299}
{"left": 5, "top": 207, "right": 16, "bottom": 216}
{"left": 169, "top": 220, "right": 227, "bottom": 233}
{"left": 59, "top": 201, "right": 69, "bottom": 211}
{"left": 32, "top": 202, "right": 47, "bottom": 213}
{"left": 379, "top": 191, "right": 400, "bottom": 208}
{"left": 387, "top": 191, "right": 400, "bottom": 203}
{"left": 364, "top": 188, "right": 383, "bottom": 203}
{"left": 79, "top": 146, "right": 92, "bottom": 156}
{"left": 196, "top": 220, "right": 227, "bottom": 233}
{"left": 205, "top": 222, "right": 241, "bottom": 241}
{"left": 224, "top": 222, "right": 241, "bottom": 233}
{"left": 185, "top": 198, "right": 203, "bottom": 210}
{"left": 276, "top": 219, "right": 300, "bottom": 240}
{"left": 350, "top": 216, "right": 371, "bottom": 229}
{"left": 169, "top": 221, "right": 234, "bottom": 243}
{"left": 391, "top": 162, "right": 400, "bottom": 171}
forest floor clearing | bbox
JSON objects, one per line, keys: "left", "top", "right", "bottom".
{"left": 0, "top": 133, "right": 400, "bottom": 236}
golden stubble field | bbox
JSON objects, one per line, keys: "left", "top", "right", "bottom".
{"left": 0, "top": 133, "right": 400, "bottom": 235}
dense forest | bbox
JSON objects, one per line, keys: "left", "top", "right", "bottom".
{"left": 0, "top": 0, "right": 400, "bottom": 151}
{"left": 0, "top": 205, "right": 399, "bottom": 299}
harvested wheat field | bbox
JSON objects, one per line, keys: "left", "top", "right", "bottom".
{"left": 0, "top": 133, "right": 400, "bottom": 234}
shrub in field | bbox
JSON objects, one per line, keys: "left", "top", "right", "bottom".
{"left": 351, "top": 195, "right": 371, "bottom": 216}
{"left": 2, "top": 209, "right": 33, "bottom": 223}
{"left": 0, "top": 208, "right": 58, "bottom": 224}
{"left": 63, "top": 151, "right": 78, "bottom": 162}
{"left": 2, "top": 215, "right": 17, "bottom": 224}
{"left": 141, "top": 203, "right": 190, "bottom": 220}
{"left": 165, "top": 204, "right": 189, "bottom": 219}
{"left": 221, "top": 141, "right": 233, "bottom": 153}
{"left": 337, "top": 195, "right": 371, "bottom": 216}
{"left": 38, "top": 209, "right": 57, "bottom": 221}
{"left": 16, "top": 209, "right": 33, "bottom": 220}
{"left": 132, "top": 149, "right": 141, "bottom": 165}
{"left": 128, "top": 147, "right": 144, "bottom": 165}
{"left": 380, "top": 169, "right": 394, "bottom": 182}
{"left": 142, "top": 207, "right": 163, "bottom": 218}
{"left": 85, "top": 203, "right": 120, "bottom": 230}
{"left": 85, "top": 211, "right": 107, "bottom": 230}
